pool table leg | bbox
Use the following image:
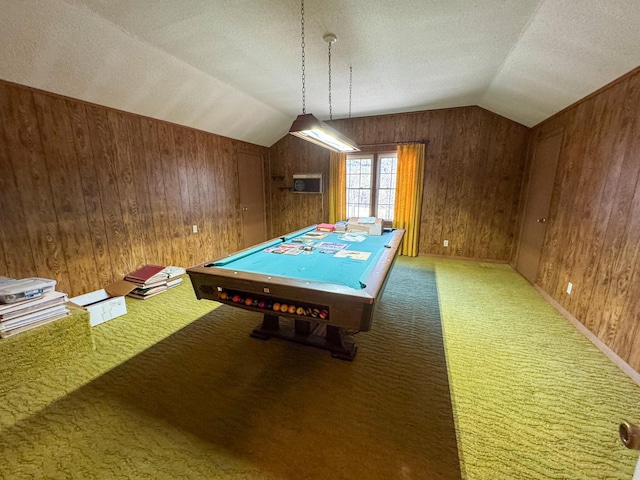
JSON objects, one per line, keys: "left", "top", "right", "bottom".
{"left": 250, "top": 314, "right": 358, "bottom": 361}
{"left": 325, "top": 325, "right": 358, "bottom": 361}
{"left": 250, "top": 313, "right": 279, "bottom": 339}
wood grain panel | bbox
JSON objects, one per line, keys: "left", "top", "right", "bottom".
{"left": 184, "top": 128, "right": 206, "bottom": 259}
{"left": 530, "top": 66, "right": 640, "bottom": 372}
{"left": 268, "top": 135, "right": 331, "bottom": 237}
{"left": 537, "top": 105, "right": 585, "bottom": 297}
{"left": 85, "top": 105, "right": 135, "bottom": 279}
{"left": 476, "top": 115, "right": 503, "bottom": 259}
{"left": 569, "top": 81, "right": 629, "bottom": 322}
{"left": 34, "top": 93, "right": 99, "bottom": 295}
{"left": 139, "top": 118, "right": 173, "bottom": 266}
{"left": 173, "top": 127, "right": 198, "bottom": 267}
{"left": 195, "top": 131, "right": 214, "bottom": 259}
{"left": 275, "top": 106, "right": 529, "bottom": 261}
{"left": 494, "top": 120, "right": 528, "bottom": 260}
{"left": 107, "top": 111, "right": 149, "bottom": 269}
{"left": 67, "top": 101, "right": 114, "bottom": 286}
{"left": 0, "top": 79, "right": 267, "bottom": 297}
{"left": 219, "top": 137, "right": 241, "bottom": 255}
{"left": 0, "top": 85, "right": 71, "bottom": 292}
{"left": 419, "top": 112, "right": 442, "bottom": 250}
{"left": 126, "top": 115, "right": 160, "bottom": 266}
{"left": 0, "top": 86, "right": 36, "bottom": 278}
{"left": 155, "top": 122, "right": 185, "bottom": 266}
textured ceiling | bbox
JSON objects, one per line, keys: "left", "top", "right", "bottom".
{"left": 1, "top": 0, "right": 639, "bottom": 147}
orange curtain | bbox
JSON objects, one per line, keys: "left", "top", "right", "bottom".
{"left": 394, "top": 144, "right": 425, "bottom": 256}
{"left": 329, "top": 152, "right": 347, "bottom": 223}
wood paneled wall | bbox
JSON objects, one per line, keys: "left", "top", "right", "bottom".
{"left": 269, "top": 107, "right": 529, "bottom": 261}
{"left": 0, "top": 80, "right": 268, "bottom": 297}
{"left": 268, "top": 137, "right": 331, "bottom": 236}
{"left": 530, "top": 67, "right": 640, "bottom": 371}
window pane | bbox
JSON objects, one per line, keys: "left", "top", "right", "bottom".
{"left": 380, "top": 158, "right": 393, "bottom": 174}
{"left": 377, "top": 205, "right": 389, "bottom": 220}
{"left": 346, "top": 154, "right": 375, "bottom": 219}
{"left": 360, "top": 174, "right": 371, "bottom": 188}
{"left": 347, "top": 160, "right": 360, "bottom": 174}
{"left": 373, "top": 153, "right": 398, "bottom": 221}
{"left": 379, "top": 174, "right": 392, "bottom": 189}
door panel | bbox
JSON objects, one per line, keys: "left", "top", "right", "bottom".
{"left": 517, "top": 131, "right": 563, "bottom": 284}
{"left": 238, "top": 152, "right": 267, "bottom": 249}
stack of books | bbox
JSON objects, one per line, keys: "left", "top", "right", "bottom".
{"left": 124, "top": 265, "right": 168, "bottom": 300}
{"left": 124, "top": 265, "right": 186, "bottom": 300}
{"left": 334, "top": 221, "right": 348, "bottom": 233}
{"left": 161, "top": 266, "right": 185, "bottom": 289}
{"left": 0, "top": 277, "right": 69, "bottom": 338}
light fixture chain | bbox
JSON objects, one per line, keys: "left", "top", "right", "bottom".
{"left": 300, "top": 0, "right": 306, "bottom": 115}
{"left": 349, "top": 66, "right": 352, "bottom": 118}
{"left": 328, "top": 40, "right": 333, "bottom": 120}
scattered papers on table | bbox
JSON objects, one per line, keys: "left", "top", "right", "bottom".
{"left": 333, "top": 250, "right": 372, "bottom": 261}
{"left": 300, "top": 232, "right": 329, "bottom": 241}
{"left": 338, "top": 233, "right": 368, "bottom": 242}
{"left": 316, "top": 242, "right": 348, "bottom": 250}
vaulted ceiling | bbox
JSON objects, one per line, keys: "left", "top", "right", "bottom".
{"left": 2, "top": 0, "right": 639, "bottom": 147}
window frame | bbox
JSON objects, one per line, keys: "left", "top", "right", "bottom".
{"left": 345, "top": 150, "right": 398, "bottom": 224}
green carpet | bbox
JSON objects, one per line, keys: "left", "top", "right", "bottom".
{"left": 1, "top": 258, "right": 640, "bottom": 479}
{"left": 431, "top": 257, "right": 640, "bottom": 479}
{"left": 0, "top": 261, "right": 460, "bottom": 479}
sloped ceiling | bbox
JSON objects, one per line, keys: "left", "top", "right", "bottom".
{"left": 1, "top": 0, "right": 639, "bottom": 147}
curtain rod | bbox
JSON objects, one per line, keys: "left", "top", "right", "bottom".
{"left": 356, "top": 139, "right": 428, "bottom": 148}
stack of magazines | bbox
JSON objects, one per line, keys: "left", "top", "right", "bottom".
{"left": 162, "top": 266, "right": 185, "bottom": 289}
{"left": 0, "top": 277, "right": 69, "bottom": 338}
{"left": 124, "top": 265, "right": 186, "bottom": 300}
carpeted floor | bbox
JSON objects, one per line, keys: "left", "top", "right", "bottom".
{"left": 1, "top": 257, "right": 640, "bottom": 479}
{"left": 433, "top": 258, "right": 640, "bottom": 479}
{"left": 0, "top": 258, "right": 460, "bottom": 479}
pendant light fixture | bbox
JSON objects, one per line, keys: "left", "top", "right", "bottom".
{"left": 288, "top": 0, "right": 359, "bottom": 153}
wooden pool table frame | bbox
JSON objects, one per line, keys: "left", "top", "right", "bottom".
{"left": 187, "top": 227, "right": 404, "bottom": 360}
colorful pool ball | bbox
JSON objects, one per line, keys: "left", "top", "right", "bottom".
{"left": 252, "top": 299, "right": 259, "bottom": 307}
{"left": 258, "top": 300, "right": 266, "bottom": 308}
{"left": 280, "top": 303, "right": 289, "bottom": 313}
{"left": 219, "top": 292, "right": 228, "bottom": 300}
{"left": 232, "top": 295, "right": 241, "bottom": 303}
{"left": 296, "top": 306, "right": 305, "bottom": 315}
{"left": 319, "top": 309, "right": 329, "bottom": 319}
{"left": 245, "top": 297, "right": 253, "bottom": 306}
{"left": 287, "top": 305, "right": 296, "bottom": 314}
{"left": 273, "top": 302, "right": 281, "bottom": 311}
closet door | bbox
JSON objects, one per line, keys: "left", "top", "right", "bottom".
{"left": 517, "top": 130, "right": 563, "bottom": 284}
{"left": 238, "top": 151, "right": 267, "bottom": 248}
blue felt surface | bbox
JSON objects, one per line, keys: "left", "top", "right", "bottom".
{"left": 214, "top": 229, "right": 393, "bottom": 289}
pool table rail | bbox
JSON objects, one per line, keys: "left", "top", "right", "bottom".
{"left": 187, "top": 227, "right": 404, "bottom": 360}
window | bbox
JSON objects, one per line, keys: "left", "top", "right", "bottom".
{"left": 346, "top": 152, "right": 398, "bottom": 221}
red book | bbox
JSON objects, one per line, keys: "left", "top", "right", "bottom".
{"left": 124, "top": 265, "right": 166, "bottom": 284}
{"left": 316, "top": 223, "right": 335, "bottom": 232}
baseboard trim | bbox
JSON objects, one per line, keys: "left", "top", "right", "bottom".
{"left": 419, "top": 253, "right": 508, "bottom": 264}
{"left": 535, "top": 285, "right": 640, "bottom": 387}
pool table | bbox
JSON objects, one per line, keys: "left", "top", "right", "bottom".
{"left": 187, "top": 225, "right": 404, "bottom": 360}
